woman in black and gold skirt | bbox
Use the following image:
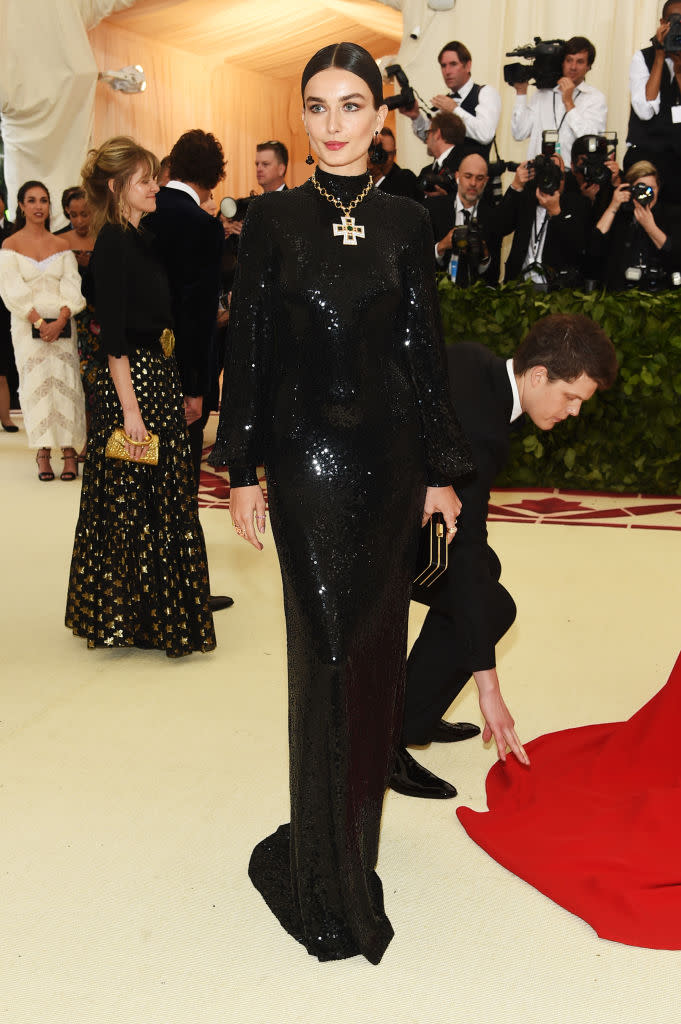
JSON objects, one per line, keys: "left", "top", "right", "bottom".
{"left": 65, "top": 137, "right": 215, "bottom": 657}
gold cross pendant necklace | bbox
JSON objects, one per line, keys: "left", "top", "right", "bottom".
{"left": 310, "top": 171, "right": 374, "bottom": 245}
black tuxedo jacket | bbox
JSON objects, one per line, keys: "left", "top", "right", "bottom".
{"left": 417, "top": 143, "right": 476, "bottom": 182}
{"left": 414, "top": 342, "right": 516, "bottom": 669}
{"left": 493, "top": 185, "right": 589, "bottom": 283}
{"left": 377, "top": 164, "right": 424, "bottom": 202}
{"left": 426, "top": 193, "right": 502, "bottom": 285}
{"left": 145, "top": 187, "right": 223, "bottom": 397}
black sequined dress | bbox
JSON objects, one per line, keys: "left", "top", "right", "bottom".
{"left": 65, "top": 223, "right": 216, "bottom": 658}
{"left": 209, "top": 170, "right": 472, "bottom": 963}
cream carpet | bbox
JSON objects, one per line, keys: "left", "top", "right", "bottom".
{"left": 1, "top": 415, "right": 680, "bottom": 1024}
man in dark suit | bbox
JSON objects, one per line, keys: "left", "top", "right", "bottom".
{"left": 390, "top": 315, "right": 618, "bottom": 798}
{"left": 145, "top": 129, "right": 233, "bottom": 612}
{"left": 368, "top": 127, "right": 424, "bottom": 202}
{"left": 427, "top": 153, "right": 502, "bottom": 285}
{"left": 417, "top": 112, "right": 474, "bottom": 196}
{"left": 494, "top": 158, "right": 591, "bottom": 287}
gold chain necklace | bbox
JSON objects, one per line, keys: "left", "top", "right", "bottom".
{"left": 310, "top": 171, "right": 373, "bottom": 246}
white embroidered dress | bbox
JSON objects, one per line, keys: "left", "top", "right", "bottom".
{"left": 0, "top": 249, "right": 86, "bottom": 449}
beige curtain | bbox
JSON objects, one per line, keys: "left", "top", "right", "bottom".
{"left": 0, "top": 0, "right": 136, "bottom": 228}
{"left": 391, "top": 0, "right": 662, "bottom": 175}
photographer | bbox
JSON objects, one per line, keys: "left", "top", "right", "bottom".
{"left": 564, "top": 134, "right": 621, "bottom": 226}
{"left": 626, "top": 1, "right": 681, "bottom": 195}
{"left": 367, "top": 127, "right": 424, "bottom": 201}
{"left": 510, "top": 36, "right": 607, "bottom": 167}
{"left": 493, "top": 155, "right": 590, "bottom": 286}
{"left": 587, "top": 160, "right": 681, "bottom": 291}
{"left": 400, "top": 41, "right": 501, "bottom": 161}
{"left": 417, "top": 112, "right": 472, "bottom": 195}
{"left": 429, "top": 153, "right": 501, "bottom": 285}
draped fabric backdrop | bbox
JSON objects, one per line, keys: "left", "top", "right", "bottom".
{"left": 0, "top": 0, "right": 136, "bottom": 230}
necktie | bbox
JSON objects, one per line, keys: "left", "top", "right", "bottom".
{"left": 462, "top": 209, "right": 471, "bottom": 224}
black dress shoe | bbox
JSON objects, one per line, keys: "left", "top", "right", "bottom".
{"left": 2, "top": 423, "right": 18, "bottom": 433}
{"left": 389, "top": 746, "right": 457, "bottom": 799}
{"left": 430, "top": 719, "right": 481, "bottom": 743}
{"left": 208, "top": 595, "right": 234, "bottom": 611}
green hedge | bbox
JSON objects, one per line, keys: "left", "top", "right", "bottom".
{"left": 437, "top": 279, "right": 681, "bottom": 495}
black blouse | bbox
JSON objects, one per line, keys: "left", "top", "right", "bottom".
{"left": 92, "top": 222, "right": 173, "bottom": 358}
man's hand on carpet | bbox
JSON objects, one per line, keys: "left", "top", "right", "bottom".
{"left": 475, "top": 668, "right": 530, "bottom": 766}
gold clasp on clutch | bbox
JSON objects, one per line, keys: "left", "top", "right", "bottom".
{"left": 160, "top": 328, "right": 175, "bottom": 358}
{"left": 436, "top": 523, "right": 444, "bottom": 538}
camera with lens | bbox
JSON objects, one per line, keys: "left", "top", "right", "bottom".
{"left": 417, "top": 166, "right": 458, "bottom": 194}
{"left": 504, "top": 37, "right": 566, "bottom": 90}
{"left": 220, "top": 196, "right": 254, "bottom": 222}
{"left": 528, "top": 154, "right": 564, "bottom": 195}
{"left": 622, "top": 182, "right": 655, "bottom": 209}
{"left": 574, "top": 134, "right": 613, "bottom": 186}
{"left": 449, "top": 217, "right": 486, "bottom": 285}
{"left": 664, "top": 12, "right": 681, "bottom": 52}
{"left": 383, "top": 64, "right": 416, "bottom": 111}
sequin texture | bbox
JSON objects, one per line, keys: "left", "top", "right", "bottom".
{"left": 210, "top": 170, "right": 472, "bottom": 964}
{"left": 65, "top": 346, "right": 216, "bottom": 658}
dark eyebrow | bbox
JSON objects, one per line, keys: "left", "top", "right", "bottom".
{"left": 305, "top": 93, "right": 365, "bottom": 103}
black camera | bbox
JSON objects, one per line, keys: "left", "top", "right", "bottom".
{"left": 504, "top": 37, "right": 566, "bottom": 90}
{"left": 450, "top": 218, "right": 486, "bottom": 285}
{"left": 528, "top": 154, "right": 563, "bottom": 195}
{"left": 417, "top": 167, "right": 457, "bottom": 194}
{"left": 623, "top": 182, "right": 655, "bottom": 208}
{"left": 220, "top": 196, "right": 254, "bottom": 221}
{"left": 383, "top": 64, "right": 416, "bottom": 111}
{"left": 664, "top": 12, "right": 681, "bottom": 52}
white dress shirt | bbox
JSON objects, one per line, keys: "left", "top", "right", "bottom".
{"left": 629, "top": 48, "right": 676, "bottom": 120}
{"left": 166, "top": 179, "right": 200, "bottom": 205}
{"left": 511, "top": 82, "right": 607, "bottom": 167}
{"left": 506, "top": 359, "right": 523, "bottom": 422}
{"left": 413, "top": 78, "right": 501, "bottom": 145}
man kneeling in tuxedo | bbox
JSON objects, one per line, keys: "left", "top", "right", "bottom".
{"left": 390, "top": 314, "right": 618, "bottom": 799}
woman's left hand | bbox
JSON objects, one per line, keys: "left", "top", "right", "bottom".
{"left": 422, "top": 485, "right": 462, "bottom": 543}
{"left": 40, "top": 318, "right": 67, "bottom": 343}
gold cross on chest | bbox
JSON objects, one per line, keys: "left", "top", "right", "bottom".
{"left": 333, "top": 215, "right": 366, "bottom": 245}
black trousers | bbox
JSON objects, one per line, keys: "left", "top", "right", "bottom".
{"left": 187, "top": 402, "right": 211, "bottom": 495}
{"left": 403, "top": 549, "right": 517, "bottom": 745}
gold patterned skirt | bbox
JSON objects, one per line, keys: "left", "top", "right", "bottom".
{"left": 65, "top": 344, "right": 216, "bottom": 658}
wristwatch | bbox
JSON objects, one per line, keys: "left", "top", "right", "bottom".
{"left": 34, "top": 317, "right": 44, "bottom": 328}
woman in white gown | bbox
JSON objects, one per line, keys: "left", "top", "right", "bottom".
{"left": 0, "top": 180, "right": 86, "bottom": 480}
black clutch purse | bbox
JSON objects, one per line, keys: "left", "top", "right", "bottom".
{"left": 413, "top": 512, "right": 449, "bottom": 587}
{"left": 32, "top": 318, "right": 71, "bottom": 339}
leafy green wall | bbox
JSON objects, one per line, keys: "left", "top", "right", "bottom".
{"left": 438, "top": 280, "right": 681, "bottom": 495}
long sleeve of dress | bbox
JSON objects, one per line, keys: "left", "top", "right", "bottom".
{"left": 59, "top": 250, "right": 86, "bottom": 315}
{"left": 401, "top": 207, "right": 473, "bottom": 485}
{"left": 209, "top": 199, "right": 272, "bottom": 487}
{"left": 92, "top": 226, "right": 129, "bottom": 358}
{"left": 0, "top": 251, "right": 35, "bottom": 318}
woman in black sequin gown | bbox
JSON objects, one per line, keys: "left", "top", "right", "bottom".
{"left": 209, "top": 44, "right": 471, "bottom": 963}
{"left": 65, "top": 138, "right": 215, "bottom": 658}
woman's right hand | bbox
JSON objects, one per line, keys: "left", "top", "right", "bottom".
{"left": 122, "top": 410, "right": 149, "bottom": 461}
{"left": 608, "top": 183, "right": 631, "bottom": 213}
{"left": 230, "top": 484, "right": 267, "bottom": 551}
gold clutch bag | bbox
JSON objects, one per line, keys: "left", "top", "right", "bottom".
{"left": 105, "top": 428, "right": 159, "bottom": 465}
{"left": 413, "top": 512, "right": 449, "bottom": 587}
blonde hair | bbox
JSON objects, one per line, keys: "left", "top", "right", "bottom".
{"left": 81, "top": 136, "right": 159, "bottom": 235}
{"left": 624, "top": 160, "right": 660, "bottom": 186}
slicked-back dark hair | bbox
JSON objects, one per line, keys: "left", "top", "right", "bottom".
{"left": 301, "top": 42, "right": 384, "bottom": 109}
{"left": 169, "top": 130, "right": 226, "bottom": 191}
{"left": 513, "top": 314, "right": 617, "bottom": 390}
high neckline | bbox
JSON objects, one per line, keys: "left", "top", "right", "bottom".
{"left": 313, "top": 168, "right": 373, "bottom": 204}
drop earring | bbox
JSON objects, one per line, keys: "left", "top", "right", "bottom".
{"left": 368, "top": 130, "right": 383, "bottom": 164}
{"left": 305, "top": 135, "right": 314, "bottom": 166}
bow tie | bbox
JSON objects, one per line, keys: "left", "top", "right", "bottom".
{"left": 449, "top": 92, "right": 461, "bottom": 100}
